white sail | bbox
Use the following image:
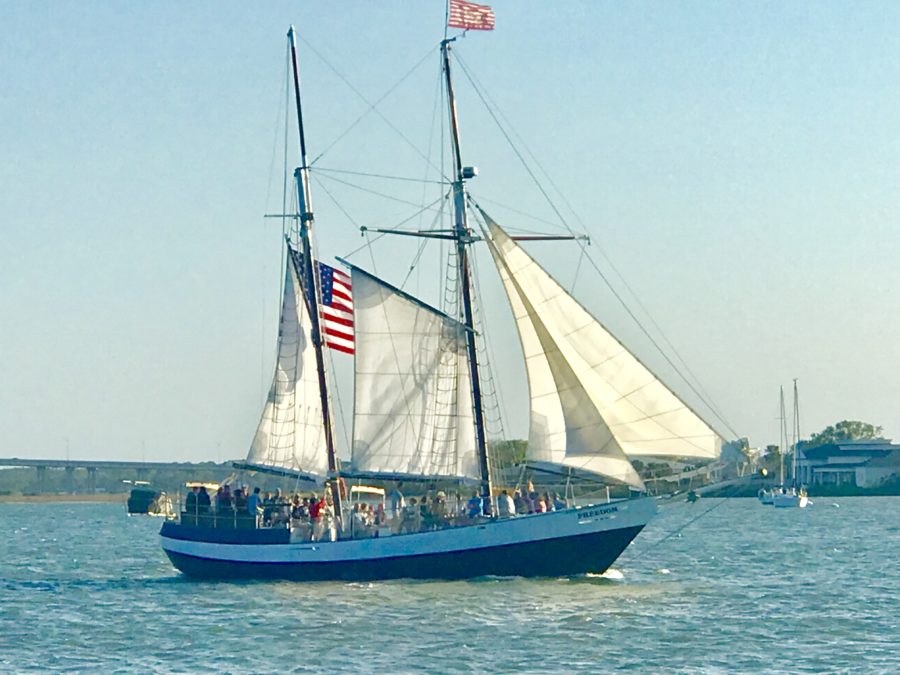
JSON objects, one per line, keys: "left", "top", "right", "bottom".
{"left": 349, "top": 266, "right": 480, "bottom": 481}
{"left": 244, "top": 257, "right": 331, "bottom": 481}
{"left": 484, "top": 213, "right": 721, "bottom": 481}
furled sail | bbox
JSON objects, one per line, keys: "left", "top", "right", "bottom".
{"left": 348, "top": 264, "right": 480, "bottom": 482}
{"left": 243, "top": 255, "right": 331, "bottom": 481}
{"left": 484, "top": 211, "right": 721, "bottom": 486}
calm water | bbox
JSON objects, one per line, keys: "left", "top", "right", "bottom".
{"left": 1, "top": 497, "right": 897, "bottom": 673}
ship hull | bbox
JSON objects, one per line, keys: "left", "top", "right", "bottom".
{"left": 160, "top": 496, "right": 655, "bottom": 581}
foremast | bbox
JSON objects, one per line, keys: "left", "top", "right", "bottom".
{"left": 441, "top": 38, "right": 493, "bottom": 507}
{"left": 287, "top": 26, "right": 343, "bottom": 524}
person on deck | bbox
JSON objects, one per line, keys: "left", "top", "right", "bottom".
{"left": 293, "top": 497, "right": 312, "bottom": 540}
{"left": 497, "top": 490, "right": 515, "bottom": 518}
{"left": 466, "top": 491, "right": 482, "bottom": 520}
{"left": 513, "top": 490, "right": 526, "bottom": 515}
{"left": 197, "top": 486, "right": 211, "bottom": 513}
{"left": 542, "top": 492, "right": 554, "bottom": 512}
{"left": 432, "top": 491, "right": 448, "bottom": 528}
{"left": 215, "top": 486, "right": 231, "bottom": 512}
{"left": 401, "top": 498, "right": 419, "bottom": 533}
{"left": 420, "top": 496, "right": 433, "bottom": 531}
{"left": 319, "top": 494, "right": 337, "bottom": 542}
{"left": 233, "top": 487, "right": 247, "bottom": 511}
{"left": 389, "top": 482, "right": 405, "bottom": 524}
{"left": 553, "top": 493, "right": 568, "bottom": 511}
{"left": 247, "top": 487, "right": 262, "bottom": 525}
{"left": 185, "top": 486, "right": 198, "bottom": 515}
{"left": 524, "top": 491, "right": 536, "bottom": 514}
{"left": 309, "top": 493, "right": 322, "bottom": 539}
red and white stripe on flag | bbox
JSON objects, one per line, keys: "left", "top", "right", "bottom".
{"left": 448, "top": 0, "right": 495, "bottom": 31}
{"left": 318, "top": 262, "right": 354, "bottom": 355}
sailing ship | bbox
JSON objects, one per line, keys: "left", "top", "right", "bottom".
{"left": 159, "top": 19, "right": 723, "bottom": 580}
{"left": 759, "top": 381, "right": 809, "bottom": 508}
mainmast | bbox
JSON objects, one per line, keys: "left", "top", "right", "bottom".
{"left": 287, "top": 26, "right": 343, "bottom": 525}
{"left": 441, "top": 38, "right": 493, "bottom": 507}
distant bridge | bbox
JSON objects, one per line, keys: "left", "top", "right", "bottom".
{"left": 0, "top": 458, "right": 232, "bottom": 494}
{"left": 0, "top": 458, "right": 227, "bottom": 471}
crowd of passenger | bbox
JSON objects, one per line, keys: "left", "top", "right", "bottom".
{"left": 181, "top": 481, "right": 570, "bottom": 542}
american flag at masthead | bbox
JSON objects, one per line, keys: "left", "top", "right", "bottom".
{"left": 317, "top": 262, "right": 354, "bottom": 354}
{"left": 448, "top": 0, "right": 495, "bottom": 31}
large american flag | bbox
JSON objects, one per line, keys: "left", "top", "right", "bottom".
{"left": 448, "top": 0, "right": 495, "bottom": 31}
{"left": 317, "top": 262, "right": 354, "bottom": 355}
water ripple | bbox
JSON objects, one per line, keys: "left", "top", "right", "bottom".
{"left": 0, "top": 499, "right": 898, "bottom": 672}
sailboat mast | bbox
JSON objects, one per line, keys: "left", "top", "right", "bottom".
{"left": 792, "top": 378, "right": 799, "bottom": 487}
{"left": 287, "top": 26, "right": 343, "bottom": 522}
{"left": 441, "top": 38, "right": 493, "bottom": 504}
{"left": 778, "top": 386, "right": 786, "bottom": 487}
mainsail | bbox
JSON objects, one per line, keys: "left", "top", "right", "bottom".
{"left": 348, "top": 265, "right": 480, "bottom": 482}
{"left": 484, "top": 211, "right": 721, "bottom": 488}
{"left": 243, "top": 255, "right": 331, "bottom": 481}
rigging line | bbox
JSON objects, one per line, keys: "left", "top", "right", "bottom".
{"left": 364, "top": 230, "right": 379, "bottom": 277}
{"left": 310, "top": 174, "right": 364, "bottom": 233}
{"left": 312, "top": 167, "right": 444, "bottom": 185}
{"left": 485, "top": 214, "right": 727, "bottom": 454}
{"left": 457, "top": 56, "right": 740, "bottom": 437}
{"left": 315, "top": 171, "right": 448, "bottom": 212}
{"left": 457, "top": 55, "right": 739, "bottom": 436}
{"left": 264, "top": 45, "right": 291, "bottom": 223}
{"left": 580, "top": 249, "right": 739, "bottom": 441}
{"left": 418, "top": 56, "right": 446, "bottom": 232}
{"left": 498, "top": 192, "right": 729, "bottom": 429}
{"left": 400, "top": 205, "right": 445, "bottom": 289}
{"left": 455, "top": 55, "right": 574, "bottom": 233}
{"left": 472, "top": 195, "right": 575, "bottom": 232}
{"left": 465, "top": 223, "right": 513, "bottom": 452}
{"left": 570, "top": 243, "right": 586, "bottom": 293}
{"left": 342, "top": 230, "right": 390, "bottom": 260}
{"left": 296, "top": 33, "right": 449, "bottom": 182}
{"left": 628, "top": 485, "right": 742, "bottom": 561}
{"left": 400, "top": 238, "right": 430, "bottom": 290}
{"left": 476, "top": 214, "right": 721, "bottom": 462}
{"left": 336, "top": 194, "right": 449, "bottom": 263}
{"left": 580, "top": 239, "right": 736, "bottom": 435}
{"left": 455, "top": 52, "right": 732, "bottom": 431}
{"left": 325, "top": 340, "right": 352, "bottom": 459}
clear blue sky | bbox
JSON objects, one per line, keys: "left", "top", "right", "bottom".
{"left": 2, "top": 1, "right": 898, "bottom": 462}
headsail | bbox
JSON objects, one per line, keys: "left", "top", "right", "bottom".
{"left": 243, "top": 255, "right": 331, "bottom": 482}
{"left": 483, "top": 211, "right": 722, "bottom": 487}
{"left": 348, "top": 264, "right": 480, "bottom": 482}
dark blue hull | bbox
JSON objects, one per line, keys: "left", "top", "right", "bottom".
{"left": 162, "top": 525, "right": 644, "bottom": 581}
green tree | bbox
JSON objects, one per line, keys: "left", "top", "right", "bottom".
{"left": 805, "top": 420, "right": 884, "bottom": 449}
{"left": 490, "top": 439, "right": 527, "bottom": 466}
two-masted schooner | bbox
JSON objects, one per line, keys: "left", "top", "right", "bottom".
{"left": 160, "top": 19, "right": 722, "bottom": 580}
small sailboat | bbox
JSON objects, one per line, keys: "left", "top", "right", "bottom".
{"left": 773, "top": 380, "right": 809, "bottom": 508}
{"left": 159, "top": 15, "right": 723, "bottom": 580}
{"left": 760, "top": 381, "right": 809, "bottom": 508}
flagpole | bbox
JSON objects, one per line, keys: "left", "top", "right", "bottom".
{"left": 287, "top": 25, "right": 344, "bottom": 530}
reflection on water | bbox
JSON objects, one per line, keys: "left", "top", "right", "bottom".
{"left": 0, "top": 498, "right": 898, "bottom": 672}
